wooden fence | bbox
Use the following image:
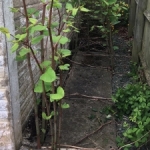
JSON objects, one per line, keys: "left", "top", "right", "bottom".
{"left": 128, "top": 0, "right": 150, "bottom": 84}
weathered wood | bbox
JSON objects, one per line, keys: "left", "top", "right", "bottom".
{"left": 128, "top": 0, "right": 136, "bottom": 37}
{"left": 142, "top": 1, "right": 150, "bottom": 71}
{"left": 132, "top": 0, "right": 147, "bottom": 62}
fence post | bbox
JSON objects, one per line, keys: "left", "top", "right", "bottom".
{"left": 141, "top": 1, "right": 150, "bottom": 70}
{"left": 0, "top": 0, "right": 22, "bottom": 149}
{"left": 132, "top": 0, "right": 147, "bottom": 62}
{"left": 128, "top": 0, "right": 136, "bottom": 37}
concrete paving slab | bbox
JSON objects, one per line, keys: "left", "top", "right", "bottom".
{"left": 59, "top": 51, "right": 117, "bottom": 150}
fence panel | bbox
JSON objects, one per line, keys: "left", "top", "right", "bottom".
{"left": 128, "top": 0, "right": 136, "bottom": 37}
{"left": 132, "top": 0, "right": 147, "bottom": 62}
{"left": 141, "top": 1, "right": 150, "bottom": 70}
{"left": 130, "top": 0, "right": 150, "bottom": 84}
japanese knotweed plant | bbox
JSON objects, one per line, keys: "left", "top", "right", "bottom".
{"left": 112, "top": 83, "right": 150, "bottom": 150}
{"left": 89, "top": 0, "right": 128, "bottom": 46}
{"left": 82, "top": 0, "right": 128, "bottom": 68}
{"left": 0, "top": 0, "right": 89, "bottom": 149}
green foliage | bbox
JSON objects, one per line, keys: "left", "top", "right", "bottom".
{"left": 61, "top": 102, "right": 70, "bottom": 109}
{"left": 40, "top": 67, "right": 57, "bottom": 83}
{"left": 0, "top": 0, "right": 86, "bottom": 148}
{"left": 89, "top": 0, "right": 128, "bottom": 36}
{"left": 127, "top": 62, "right": 139, "bottom": 81}
{"left": 112, "top": 83, "right": 150, "bottom": 149}
{"left": 0, "top": 27, "right": 10, "bottom": 38}
{"left": 50, "top": 86, "right": 65, "bottom": 101}
{"left": 118, "top": 1, "right": 129, "bottom": 25}
{"left": 80, "top": 0, "right": 129, "bottom": 56}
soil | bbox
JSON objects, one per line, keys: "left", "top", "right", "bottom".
{"left": 20, "top": 26, "right": 138, "bottom": 150}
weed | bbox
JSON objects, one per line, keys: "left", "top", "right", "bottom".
{"left": 112, "top": 83, "right": 150, "bottom": 149}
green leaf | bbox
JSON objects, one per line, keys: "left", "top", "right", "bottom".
{"left": 9, "top": 7, "right": 19, "bottom": 13}
{"left": 31, "top": 35, "right": 43, "bottom": 44}
{"left": 16, "top": 33, "right": 27, "bottom": 41}
{"left": 53, "top": 2, "right": 62, "bottom": 8}
{"left": 41, "top": 128, "right": 46, "bottom": 134}
{"left": 59, "top": 64, "right": 70, "bottom": 70}
{"left": 41, "top": 0, "right": 46, "bottom": 3}
{"left": 52, "top": 36, "right": 69, "bottom": 44}
{"left": 107, "top": 0, "right": 117, "bottom": 5}
{"left": 34, "top": 80, "right": 51, "bottom": 93}
{"left": 61, "top": 103, "right": 70, "bottom": 109}
{"left": 72, "top": 8, "right": 78, "bottom": 16}
{"left": 27, "top": 8, "right": 38, "bottom": 15}
{"left": 30, "top": 25, "right": 47, "bottom": 34}
{"left": 63, "top": 28, "right": 71, "bottom": 33}
{"left": 19, "top": 47, "right": 30, "bottom": 56}
{"left": 113, "top": 46, "right": 119, "bottom": 50}
{"left": 50, "top": 86, "right": 65, "bottom": 101}
{"left": 66, "top": 3, "right": 73, "bottom": 10}
{"left": 135, "top": 141, "right": 139, "bottom": 147}
{"left": 43, "top": 30, "right": 49, "bottom": 36}
{"left": 42, "top": 112, "right": 52, "bottom": 120}
{"left": 52, "top": 35, "right": 59, "bottom": 43}
{"left": 59, "top": 36, "right": 69, "bottom": 45}
{"left": 15, "top": 55, "right": 26, "bottom": 61}
{"left": 40, "top": 67, "right": 56, "bottom": 83}
{"left": 80, "top": 7, "right": 90, "bottom": 12}
{"left": 11, "top": 43, "right": 19, "bottom": 52}
{"left": 51, "top": 22, "right": 59, "bottom": 28}
{"left": 54, "top": 56, "right": 59, "bottom": 62}
{"left": 29, "top": 18, "right": 38, "bottom": 24}
{"left": 0, "top": 27, "right": 10, "bottom": 38}
{"left": 59, "top": 49, "right": 71, "bottom": 57}
{"left": 102, "top": 12, "right": 108, "bottom": 15}
{"left": 34, "top": 80, "right": 43, "bottom": 93}
{"left": 103, "top": 0, "right": 109, "bottom": 5}
{"left": 40, "top": 60, "right": 51, "bottom": 69}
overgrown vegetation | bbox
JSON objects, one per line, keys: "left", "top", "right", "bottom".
{"left": 3, "top": 0, "right": 148, "bottom": 150}
{"left": 80, "top": 0, "right": 129, "bottom": 68}
{"left": 113, "top": 83, "right": 150, "bottom": 150}
{"left": 112, "top": 60, "right": 150, "bottom": 150}
{"left": 0, "top": 0, "right": 89, "bottom": 149}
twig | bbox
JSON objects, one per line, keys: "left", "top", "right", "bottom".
{"left": 41, "top": 144, "right": 101, "bottom": 150}
{"left": 118, "top": 130, "right": 150, "bottom": 150}
{"left": 67, "top": 97, "right": 113, "bottom": 104}
{"left": 88, "top": 137, "right": 98, "bottom": 147}
{"left": 70, "top": 93, "right": 112, "bottom": 101}
{"left": 75, "top": 121, "right": 112, "bottom": 145}
{"left": 88, "top": 137, "right": 105, "bottom": 150}
{"left": 66, "top": 58, "right": 111, "bottom": 69}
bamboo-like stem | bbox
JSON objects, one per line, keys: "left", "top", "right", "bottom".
{"left": 108, "top": 24, "right": 114, "bottom": 69}
{"left": 41, "top": 4, "right": 47, "bottom": 144}
{"left": 22, "top": 0, "right": 41, "bottom": 148}
{"left": 58, "top": 70, "right": 63, "bottom": 150}
{"left": 48, "top": 0, "right": 57, "bottom": 149}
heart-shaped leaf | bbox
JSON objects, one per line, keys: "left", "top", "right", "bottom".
{"left": 50, "top": 86, "right": 65, "bottom": 101}
{"left": 59, "top": 36, "right": 69, "bottom": 45}
{"left": 40, "top": 67, "right": 56, "bottom": 83}
{"left": 59, "top": 49, "right": 71, "bottom": 57}
{"left": 40, "top": 60, "right": 51, "bottom": 69}
{"left": 34, "top": 80, "right": 51, "bottom": 93}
